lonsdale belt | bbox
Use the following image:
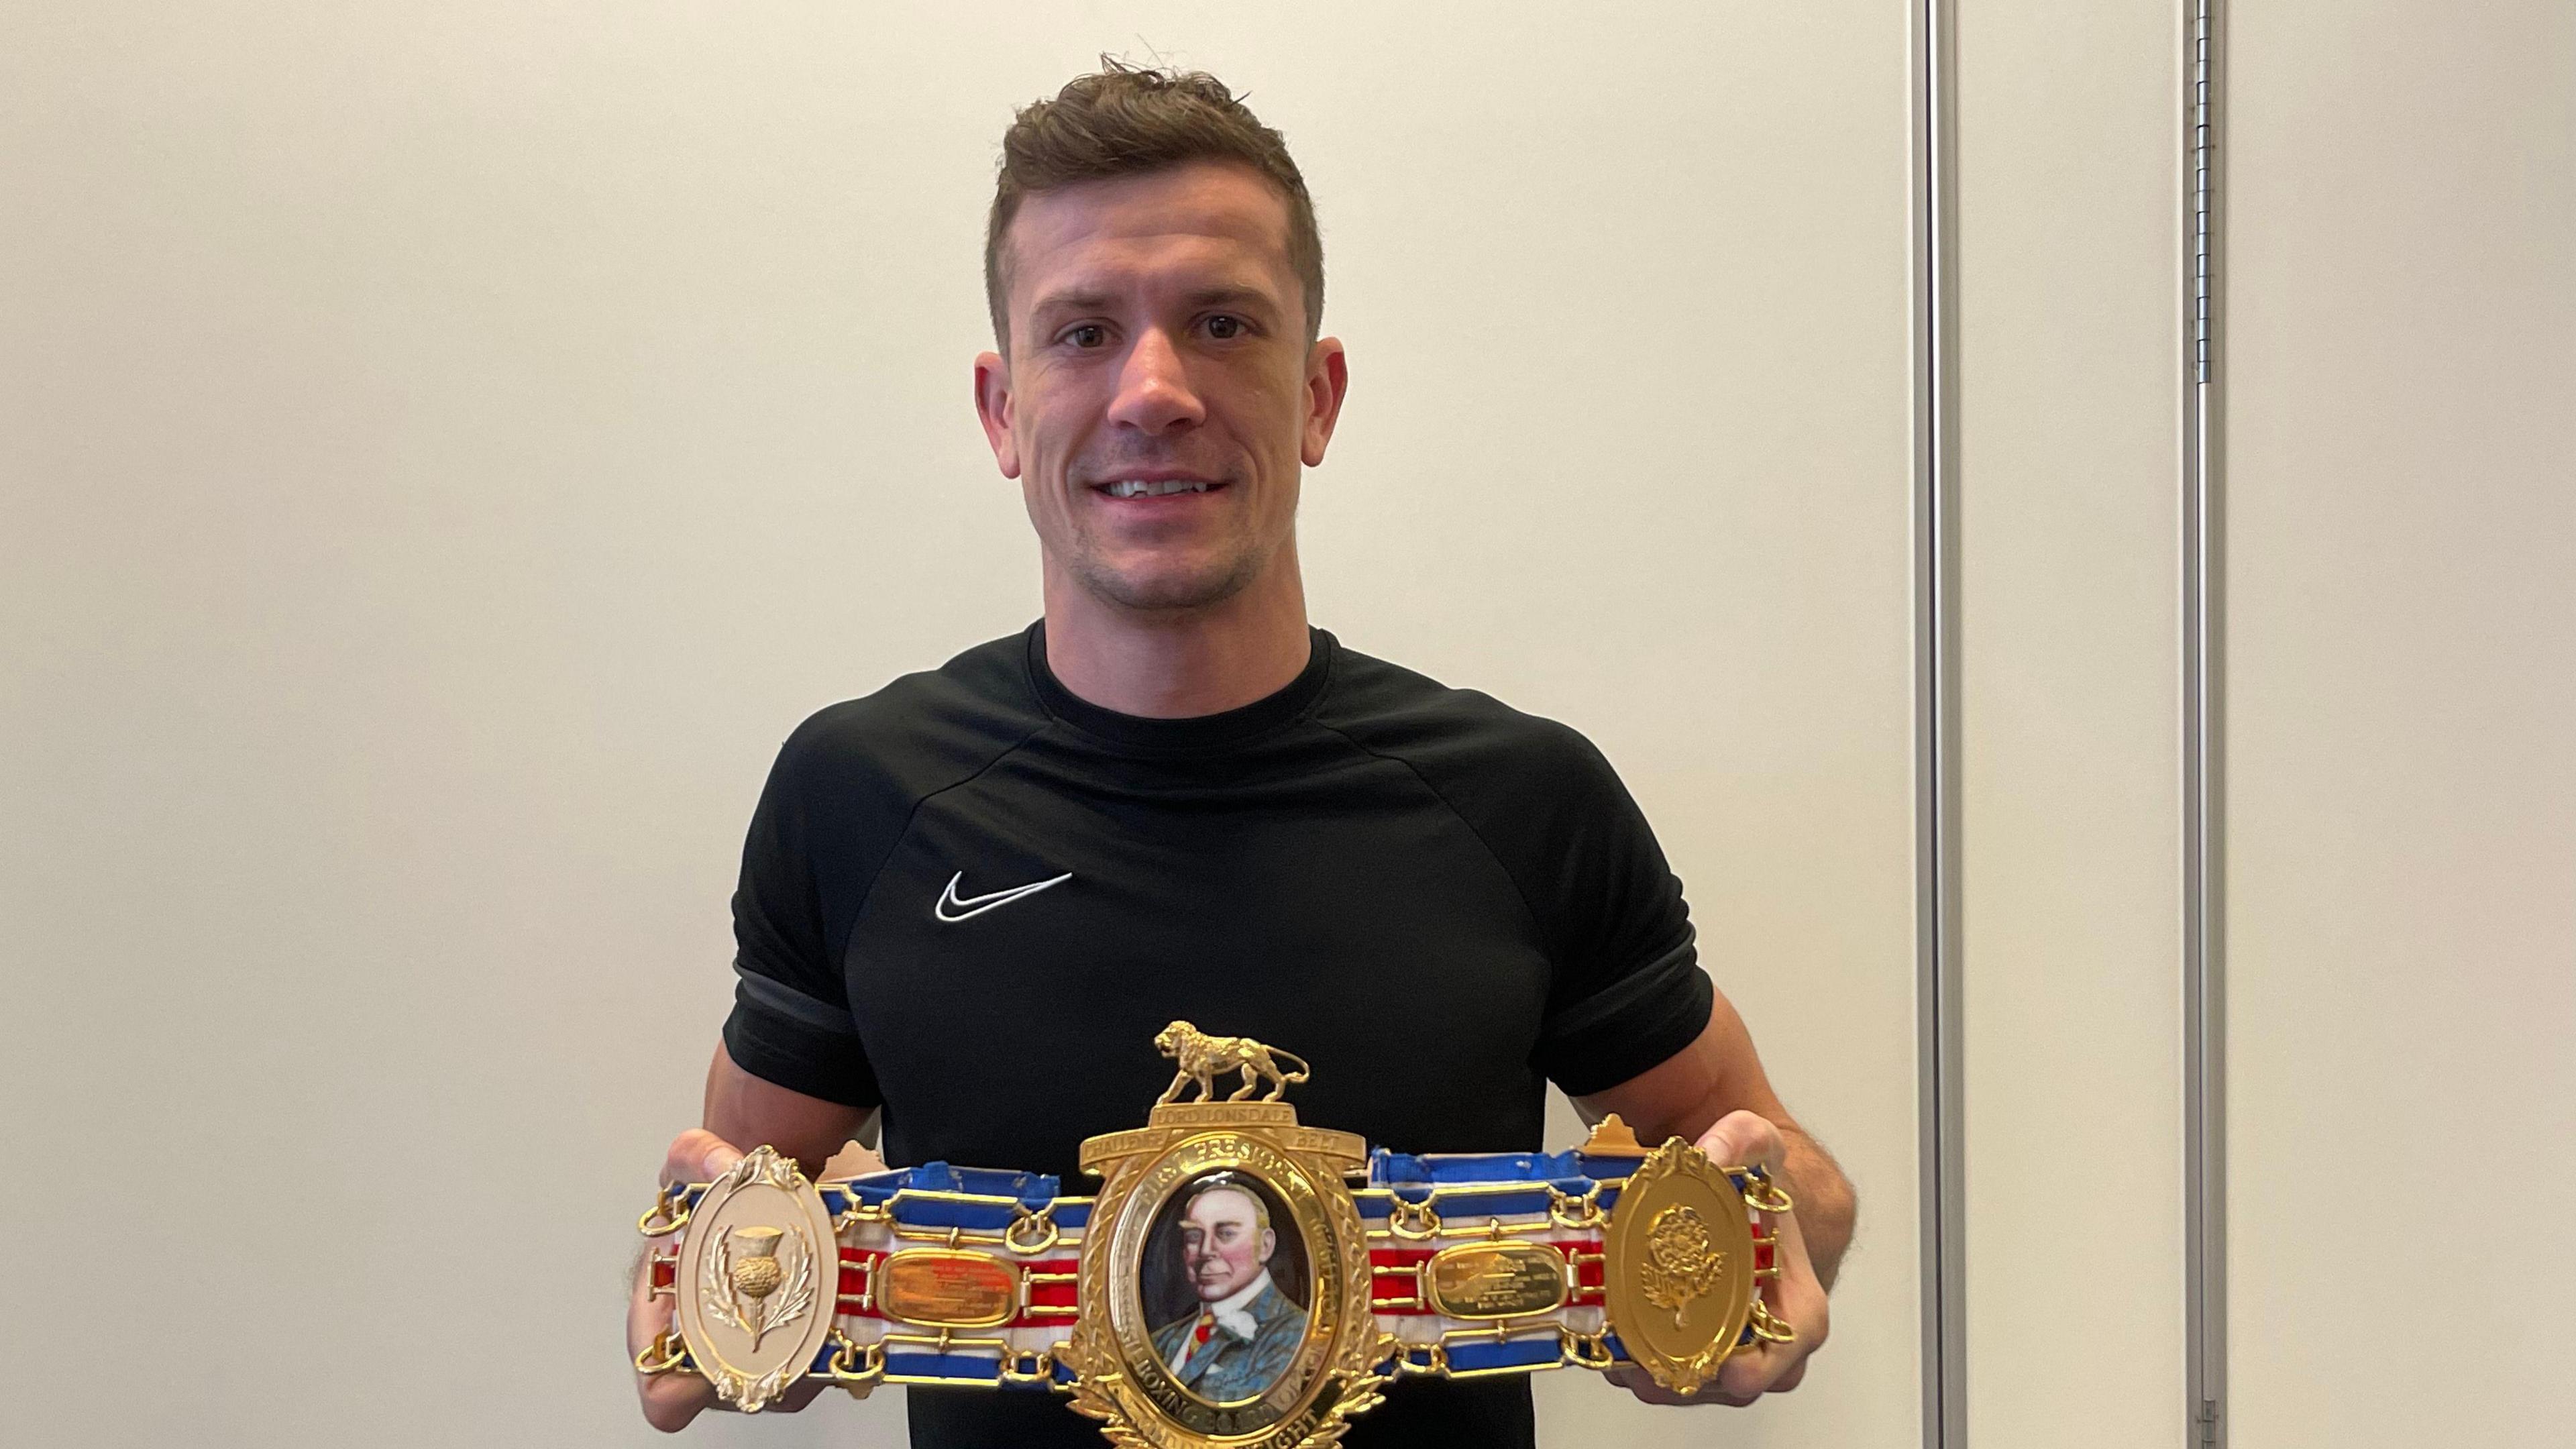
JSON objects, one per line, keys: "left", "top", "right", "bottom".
{"left": 636, "top": 1023, "right": 1794, "bottom": 1448}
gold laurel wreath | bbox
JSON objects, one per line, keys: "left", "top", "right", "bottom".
{"left": 699, "top": 1224, "right": 816, "bottom": 1353}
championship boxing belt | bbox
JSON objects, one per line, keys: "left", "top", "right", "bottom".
{"left": 637, "top": 1024, "right": 1794, "bottom": 1447}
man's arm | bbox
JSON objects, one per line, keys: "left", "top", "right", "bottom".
{"left": 1574, "top": 985, "right": 1855, "bottom": 1405}
{"left": 701, "top": 1038, "right": 875, "bottom": 1177}
{"left": 1576, "top": 987, "right": 1856, "bottom": 1285}
{"left": 629, "top": 1043, "right": 875, "bottom": 1432}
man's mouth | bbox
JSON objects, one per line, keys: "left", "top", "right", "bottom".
{"left": 1094, "top": 477, "right": 1224, "bottom": 498}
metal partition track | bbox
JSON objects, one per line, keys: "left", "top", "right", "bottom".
{"left": 1912, "top": 0, "right": 1965, "bottom": 1444}
{"left": 2182, "top": 2, "right": 2227, "bottom": 1445}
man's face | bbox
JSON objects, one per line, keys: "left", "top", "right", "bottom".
{"left": 975, "top": 161, "right": 1347, "bottom": 613}
{"left": 1179, "top": 1186, "right": 1275, "bottom": 1302}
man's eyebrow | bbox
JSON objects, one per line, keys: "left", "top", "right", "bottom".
{"left": 1027, "top": 285, "right": 1282, "bottom": 318}
{"left": 1181, "top": 285, "right": 1279, "bottom": 313}
{"left": 1029, "top": 289, "right": 1114, "bottom": 317}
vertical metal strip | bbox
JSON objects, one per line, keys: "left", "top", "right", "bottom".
{"left": 1913, "top": 0, "right": 1966, "bottom": 1444}
{"left": 2182, "top": 3, "right": 2226, "bottom": 1446}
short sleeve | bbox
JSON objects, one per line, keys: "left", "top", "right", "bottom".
{"left": 1520, "top": 735, "right": 1713, "bottom": 1096}
{"left": 721, "top": 723, "right": 883, "bottom": 1108}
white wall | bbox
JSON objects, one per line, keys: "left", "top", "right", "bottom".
{"left": 1953, "top": 0, "right": 2188, "bottom": 1442}
{"left": 0, "top": 4, "right": 1921, "bottom": 1445}
{"left": 2224, "top": 1, "right": 2576, "bottom": 1442}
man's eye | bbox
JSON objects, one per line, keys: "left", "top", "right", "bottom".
{"left": 1206, "top": 315, "right": 1245, "bottom": 340}
{"left": 1066, "top": 325, "right": 1107, "bottom": 348}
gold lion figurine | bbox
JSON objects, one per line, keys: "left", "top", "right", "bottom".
{"left": 1154, "top": 1020, "right": 1311, "bottom": 1103}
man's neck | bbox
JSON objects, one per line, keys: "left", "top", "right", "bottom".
{"left": 1040, "top": 551, "right": 1312, "bottom": 718}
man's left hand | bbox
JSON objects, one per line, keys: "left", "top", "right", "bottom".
{"left": 1604, "top": 1109, "right": 1831, "bottom": 1407}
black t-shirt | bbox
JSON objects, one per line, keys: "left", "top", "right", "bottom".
{"left": 722, "top": 623, "right": 1712, "bottom": 1448}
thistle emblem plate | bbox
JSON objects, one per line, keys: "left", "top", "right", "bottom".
{"left": 1597, "top": 1138, "right": 1759, "bottom": 1393}
{"left": 672, "top": 1146, "right": 839, "bottom": 1411}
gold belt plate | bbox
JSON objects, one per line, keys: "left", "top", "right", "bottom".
{"left": 668, "top": 1146, "right": 841, "bottom": 1411}
{"left": 1599, "top": 1138, "right": 1760, "bottom": 1394}
{"left": 877, "top": 1248, "right": 1020, "bottom": 1329}
{"left": 1425, "top": 1241, "right": 1571, "bottom": 1320}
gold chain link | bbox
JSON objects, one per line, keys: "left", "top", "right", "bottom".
{"left": 1386, "top": 1197, "right": 1442, "bottom": 1241}
{"left": 633, "top": 1328, "right": 690, "bottom": 1375}
{"left": 1748, "top": 1298, "right": 1797, "bottom": 1345}
{"left": 1360, "top": 1177, "right": 1624, "bottom": 1241}
{"left": 1559, "top": 1326, "right": 1615, "bottom": 1369}
{"left": 1546, "top": 1181, "right": 1606, "bottom": 1230}
{"left": 827, "top": 1330, "right": 887, "bottom": 1390}
{"left": 1003, "top": 1206, "right": 1061, "bottom": 1255}
{"left": 1737, "top": 1166, "right": 1796, "bottom": 1215}
{"left": 1000, "top": 1348, "right": 1057, "bottom": 1385}
{"left": 637, "top": 1182, "right": 692, "bottom": 1237}
{"left": 1389, "top": 1340, "right": 1450, "bottom": 1375}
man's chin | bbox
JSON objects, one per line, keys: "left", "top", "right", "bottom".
{"left": 1073, "top": 555, "right": 1259, "bottom": 614}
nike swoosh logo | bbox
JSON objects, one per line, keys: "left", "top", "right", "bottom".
{"left": 933, "top": 869, "right": 1073, "bottom": 924}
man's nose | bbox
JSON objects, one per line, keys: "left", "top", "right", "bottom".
{"left": 1107, "top": 327, "right": 1205, "bottom": 435}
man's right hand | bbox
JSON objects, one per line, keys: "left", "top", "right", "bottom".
{"left": 627, "top": 1129, "right": 833, "bottom": 1431}
{"left": 633, "top": 1047, "right": 879, "bottom": 1430}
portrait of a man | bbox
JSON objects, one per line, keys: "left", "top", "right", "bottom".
{"left": 1146, "top": 1173, "right": 1309, "bottom": 1402}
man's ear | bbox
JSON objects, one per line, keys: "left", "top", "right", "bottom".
{"left": 973, "top": 350, "right": 1021, "bottom": 478}
{"left": 1300, "top": 338, "right": 1349, "bottom": 468}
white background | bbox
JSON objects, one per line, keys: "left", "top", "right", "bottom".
{"left": 2222, "top": 1, "right": 2576, "bottom": 1440}
{"left": 1, "top": 5, "right": 1920, "bottom": 1445}
{"left": 12, "top": 4, "right": 2570, "bottom": 1447}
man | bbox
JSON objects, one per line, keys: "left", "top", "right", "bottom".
{"left": 631, "top": 60, "right": 1856, "bottom": 1446}
{"left": 1150, "top": 1176, "right": 1307, "bottom": 1402}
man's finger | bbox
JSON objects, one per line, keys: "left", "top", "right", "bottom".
{"left": 661, "top": 1128, "right": 743, "bottom": 1187}
{"left": 639, "top": 1368, "right": 719, "bottom": 1432}
{"left": 1694, "top": 1109, "right": 1784, "bottom": 1173}
{"left": 1715, "top": 1344, "right": 1778, "bottom": 1399}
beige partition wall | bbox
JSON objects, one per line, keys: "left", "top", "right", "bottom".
{"left": 1951, "top": 1, "right": 2190, "bottom": 1443}
{"left": 2223, "top": 1, "right": 2576, "bottom": 1442}
{"left": 0, "top": 5, "right": 1921, "bottom": 1446}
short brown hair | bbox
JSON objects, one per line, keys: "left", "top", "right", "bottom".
{"left": 985, "top": 58, "right": 1324, "bottom": 353}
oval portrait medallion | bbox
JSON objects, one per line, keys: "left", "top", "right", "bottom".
{"left": 1071, "top": 1122, "right": 1383, "bottom": 1448}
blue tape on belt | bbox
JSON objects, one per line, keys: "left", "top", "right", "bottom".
{"left": 1444, "top": 1335, "right": 1572, "bottom": 1374}
{"left": 834, "top": 1162, "right": 1095, "bottom": 1233}
{"left": 1354, "top": 1181, "right": 1620, "bottom": 1222}
{"left": 1573, "top": 1152, "right": 1650, "bottom": 1180}
{"left": 1372, "top": 1148, "right": 1591, "bottom": 1183}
